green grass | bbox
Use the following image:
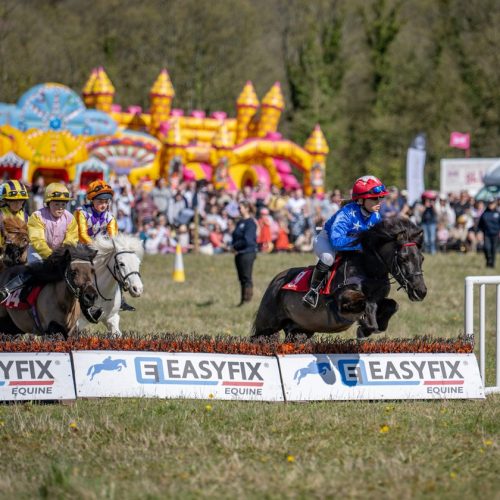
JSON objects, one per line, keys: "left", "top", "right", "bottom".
{"left": 1, "top": 252, "right": 499, "bottom": 499}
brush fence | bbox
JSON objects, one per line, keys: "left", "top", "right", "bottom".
{"left": 0, "top": 351, "right": 485, "bottom": 401}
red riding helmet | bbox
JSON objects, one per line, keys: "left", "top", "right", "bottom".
{"left": 352, "top": 176, "right": 388, "bottom": 200}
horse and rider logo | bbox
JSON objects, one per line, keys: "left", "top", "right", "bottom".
{"left": 87, "top": 356, "right": 127, "bottom": 381}
{"left": 294, "top": 361, "right": 332, "bottom": 384}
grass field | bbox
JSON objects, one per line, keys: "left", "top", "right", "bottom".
{"left": 1, "top": 251, "right": 499, "bottom": 499}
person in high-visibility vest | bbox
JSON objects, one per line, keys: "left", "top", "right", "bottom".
{"left": 75, "top": 180, "right": 135, "bottom": 312}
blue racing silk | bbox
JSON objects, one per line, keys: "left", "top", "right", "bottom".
{"left": 323, "top": 202, "right": 381, "bottom": 251}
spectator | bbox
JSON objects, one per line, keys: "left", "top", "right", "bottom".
{"left": 256, "top": 208, "right": 274, "bottom": 253}
{"left": 420, "top": 195, "right": 438, "bottom": 255}
{"left": 151, "top": 177, "right": 172, "bottom": 216}
{"left": 166, "top": 190, "right": 187, "bottom": 227}
{"left": 478, "top": 197, "right": 500, "bottom": 268}
{"left": 435, "top": 193, "right": 456, "bottom": 229}
{"left": 135, "top": 191, "right": 158, "bottom": 227}
{"left": 232, "top": 200, "right": 258, "bottom": 306}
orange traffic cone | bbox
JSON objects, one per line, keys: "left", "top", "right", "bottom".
{"left": 172, "top": 243, "right": 185, "bottom": 282}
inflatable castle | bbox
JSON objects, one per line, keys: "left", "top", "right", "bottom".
{"left": 0, "top": 67, "right": 329, "bottom": 194}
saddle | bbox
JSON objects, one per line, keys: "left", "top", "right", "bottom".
{"left": 282, "top": 257, "right": 342, "bottom": 294}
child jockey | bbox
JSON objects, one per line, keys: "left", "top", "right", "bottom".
{"left": 0, "top": 182, "right": 78, "bottom": 301}
{"left": 75, "top": 180, "right": 135, "bottom": 312}
{"left": 0, "top": 180, "right": 29, "bottom": 248}
{"left": 303, "top": 175, "right": 388, "bottom": 308}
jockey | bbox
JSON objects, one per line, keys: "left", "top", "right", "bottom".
{"left": 0, "top": 182, "right": 78, "bottom": 302}
{"left": 303, "top": 175, "right": 388, "bottom": 308}
{"left": 75, "top": 180, "right": 118, "bottom": 243}
{"left": 0, "top": 180, "right": 29, "bottom": 247}
{"left": 76, "top": 180, "right": 135, "bottom": 312}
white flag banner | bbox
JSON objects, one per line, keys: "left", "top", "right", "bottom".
{"left": 406, "top": 147, "right": 426, "bottom": 206}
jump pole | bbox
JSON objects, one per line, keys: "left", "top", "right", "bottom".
{"left": 464, "top": 275, "right": 500, "bottom": 394}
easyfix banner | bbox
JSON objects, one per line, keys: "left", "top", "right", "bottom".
{"left": 279, "top": 353, "right": 485, "bottom": 400}
{"left": 73, "top": 351, "right": 284, "bottom": 401}
{"left": 0, "top": 352, "right": 76, "bottom": 401}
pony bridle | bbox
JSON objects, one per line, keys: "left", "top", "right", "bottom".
{"left": 106, "top": 250, "right": 141, "bottom": 292}
{"left": 373, "top": 241, "right": 423, "bottom": 294}
{"left": 64, "top": 259, "right": 93, "bottom": 298}
{"left": 389, "top": 242, "right": 423, "bottom": 293}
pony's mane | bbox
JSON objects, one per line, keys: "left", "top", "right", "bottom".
{"left": 91, "top": 234, "right": 144, "bottom": 260}
{"left": 3, "top": 216, "right": 28, "bottom": 236}
{"left": 29, "top": 244, "right": 96, "bottom": 282}
{"left": 50, "top": 244, "right": 97, "bottom": 262}
{"left": 358, "top": 217, "right": 423, "bottom": 248}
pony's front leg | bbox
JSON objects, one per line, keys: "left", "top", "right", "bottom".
{"left": 357, "top": 301, "right": 379, "bottom": 339}
{"left": 375, "top": 298, "right": 398, "bottom": 332}
{"left": 105, "top": 313, "right": 122, "bottom": 338}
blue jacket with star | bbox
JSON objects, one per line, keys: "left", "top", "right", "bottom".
{"left": 324, "top": 202, "right": 381, "bottom": 251}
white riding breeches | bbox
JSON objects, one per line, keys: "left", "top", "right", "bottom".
{"left": 313, "top": 229, "right": 335, "bottom": 267}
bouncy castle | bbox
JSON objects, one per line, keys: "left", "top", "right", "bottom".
{"left": 0, "top": 68, "right": 329, "bottom": 194}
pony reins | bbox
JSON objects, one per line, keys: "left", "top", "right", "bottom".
{"left": 94, "top": 240, "right": 141, "bottom": 301}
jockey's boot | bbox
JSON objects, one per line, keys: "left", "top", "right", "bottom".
{"left": 302, "top": 261, "right": 330, "bottom": 308}
{"left": 0, "top": 271, "right": 33, "bottom": 302}
{"left": 120, "top": 297, "right": 136, "bottom": 312}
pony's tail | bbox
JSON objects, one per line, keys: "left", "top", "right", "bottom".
{"left": 251, "top": 269, "right": 290, "bottom": 338}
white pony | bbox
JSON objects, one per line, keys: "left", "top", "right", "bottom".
{"left": 78, "top": 234, "right": 144, "bottom": 336}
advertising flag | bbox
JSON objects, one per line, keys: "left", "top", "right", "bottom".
{"left": 406, "top": 133, "right": 426, "bottom": 206}
{"left": 449, "top": 132, "right": 470, "bottom": 150}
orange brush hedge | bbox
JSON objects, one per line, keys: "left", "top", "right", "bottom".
{"left": 0, "top": 333, "right": 474, "bottom": 355}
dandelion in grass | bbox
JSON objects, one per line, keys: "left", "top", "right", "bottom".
{"left": 208, "top": 393, "right": 214, "bottom": 399}
{"left": 450, "top": 472, "right": 457, "bottom": 479}
{"left": 69, "top": 421, "right": 78, "bottom": 431}
{"left": 483, "top": 439, "right": 493, "bottom": 446}
{"left": 379, "top": 424, "right": 390, "bottom": 434}
{"left": 205, "top": 404, "right": 212, "bottom": 412}
{"left": 286, "top": 455, "right": 295, "bottom": 463}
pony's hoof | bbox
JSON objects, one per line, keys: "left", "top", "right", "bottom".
{"left": 356, "top": 326, "right": 371, "bottom": 340}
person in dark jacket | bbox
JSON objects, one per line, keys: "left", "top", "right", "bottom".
{"left": 478, "top": 197, "right": 500, "bottom": 268}
{"left": 420, "top": 195, "right": 438, "bottom": 254}
{"left": 231, "top": 200, "right": 258, "bottom": 306}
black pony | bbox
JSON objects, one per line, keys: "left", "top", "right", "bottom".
{"left": 251, "top": 218, "right": 427, "bottom": 341}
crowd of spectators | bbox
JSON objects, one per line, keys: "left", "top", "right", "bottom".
{"left": 24, "top": 175, "right": 499, "bottom": 259}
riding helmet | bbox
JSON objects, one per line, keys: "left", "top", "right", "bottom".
{"left": 351, "top": 176, "right": 388, "bottom": 200}
{"left": 44, "top": 182, "right": 73, "bottom": 204}
{"left": 1, "top": 180, "right": 29, "bottom": 201}
{"left": 87, "top": 179, "right": 114, "bottom": 201}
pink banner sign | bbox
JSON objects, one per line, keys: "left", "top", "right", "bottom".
{"left": 449, "top": 132, "right": 470, "bottom": 150}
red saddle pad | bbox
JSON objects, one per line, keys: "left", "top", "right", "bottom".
{"left": 2, "top": 286, "right": 43, "bottom": 310}
{"left": 282, "top": 257, "right": 341, "bottom": 295}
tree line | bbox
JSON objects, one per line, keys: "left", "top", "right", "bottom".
{"left": 1, "top": 0, "right": 499, "bottom": 190}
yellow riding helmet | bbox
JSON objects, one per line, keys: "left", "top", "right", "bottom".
{"left": 1, "top": 180, "right": 29, "bottom": 201}
{"left": 86, "top": 179, "right": 114, "bottom": 201}
{"left": 44, "top": 182, "right": 73, "bottom": 204}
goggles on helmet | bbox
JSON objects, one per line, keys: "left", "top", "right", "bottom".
{"left": 359, "top": 184, "right": 387, "bottom": 196}
{"left": 5, "top": 190, "right": 27, "bottom": 198}
{"left": 49, "top": 191, "right": 71, "bottom": 199}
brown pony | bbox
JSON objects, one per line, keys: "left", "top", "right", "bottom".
{"left": 0, "top": 216, "right": 30, "bottom": 269}
{"left": 0, "top": 245, "right": 98, "bottom": 337}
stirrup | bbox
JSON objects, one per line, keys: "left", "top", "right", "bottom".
{"left": 0, "top": 289, "right": 10, "bottom": 303}
{"left": 303, "top": 288, "right": 320, "bottom": 308}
